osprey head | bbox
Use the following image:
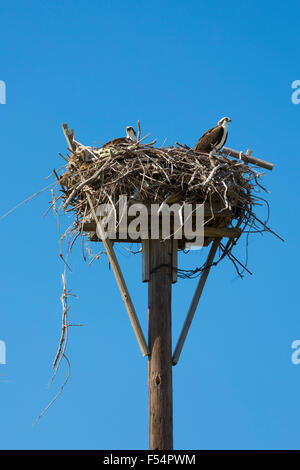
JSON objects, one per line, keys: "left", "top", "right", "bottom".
{"left": 218, "top": 117, "right": 232, "bottom": 126}
{"left": 126, "top": 126, "right": 137, "bottom": 142}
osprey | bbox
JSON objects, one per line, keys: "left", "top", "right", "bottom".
{"left": 102, "top": 126, "right": 137, "bottom": 148}
{"left": 125, "top": 126, "right": 137, "bottom": 142}
{"left": 194, "top": 117, "right": 231, "bottom": 154}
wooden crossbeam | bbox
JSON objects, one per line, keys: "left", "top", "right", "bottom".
{"left": 221, "top": 147, "right": 274, "bottom": 171}
{"left": 81, "top": 222, "right": 240, "bottom": 242}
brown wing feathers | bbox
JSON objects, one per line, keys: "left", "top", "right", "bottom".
{"left": 194, "top": 125, "right": 224, "bottom": 153}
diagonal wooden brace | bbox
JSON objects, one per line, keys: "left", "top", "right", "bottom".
{"left": 172, "top": 238, "right": 221, "bottom": 365}
{"left": 61, "top": 124, "right": 149, "bottom": 357}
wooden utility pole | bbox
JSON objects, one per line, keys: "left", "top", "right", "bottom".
{"left": 148, "top": 239, "right": 173, "bottom": 450}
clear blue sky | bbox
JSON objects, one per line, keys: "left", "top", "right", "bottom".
{"left": 0, "top": 0, "right": 299, "bottom": 450}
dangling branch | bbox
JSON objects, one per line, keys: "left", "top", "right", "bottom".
{"left": 33, "top": 271, "right": 77, "bottom": 425}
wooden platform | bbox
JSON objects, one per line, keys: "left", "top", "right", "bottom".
{"left": 79, "top": 201, "right": 241, "bottom": 248}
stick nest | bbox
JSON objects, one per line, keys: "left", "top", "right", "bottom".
{"left": 56, "top": 136, "right": 268, "bottom": 248}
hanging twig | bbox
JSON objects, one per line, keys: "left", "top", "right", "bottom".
{"left": 34, "top": 270, "right": 76, "bottom": 425}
